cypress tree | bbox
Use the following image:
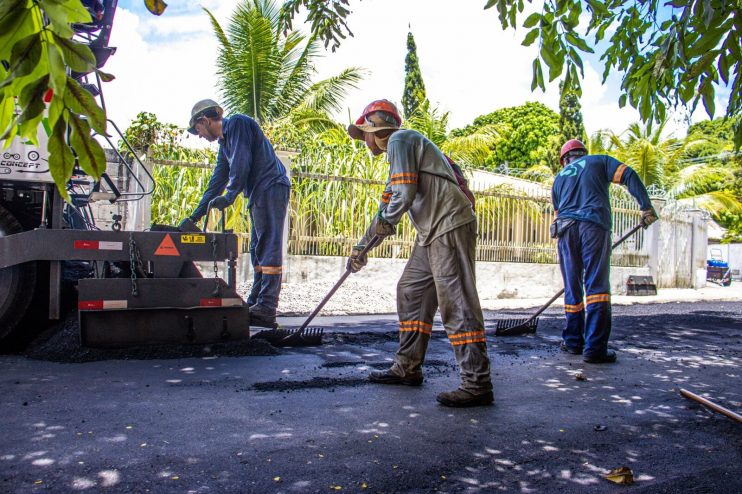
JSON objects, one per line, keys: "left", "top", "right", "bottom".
{"left": 402, "top": 30, "right": 427, "bottom": 119}
{"left": 558, "top": 80, "right": 587, "bottom": 143}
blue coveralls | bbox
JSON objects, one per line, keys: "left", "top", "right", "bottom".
{"left": 191, "top": 115, "right": 290, "bottom": 313}
{"left": 551, "top": 155, "right": 652, "bottom": 358}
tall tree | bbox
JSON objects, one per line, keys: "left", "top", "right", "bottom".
{"left": 558, "top": 80, "right": 586, "bottom": 143}
{"left": 401, "top": 30, "right": 427, "bottom": 119}
{"left": 205, "top": 0, "right": 362, "bottom": 126}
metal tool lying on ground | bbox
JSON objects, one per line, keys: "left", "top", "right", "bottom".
{"left": 253, "top": 236, "right": 382, "bottom": 347}
{"left": 492, "top": 223, "right": 644, "bottom": 336}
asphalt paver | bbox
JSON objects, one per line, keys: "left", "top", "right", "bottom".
{"left": 1, "top": 301, "right": 740, "bottom": 493}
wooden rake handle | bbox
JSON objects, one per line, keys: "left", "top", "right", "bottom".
{"left": 295, "top": 235, "right": 382, "bottom": 334}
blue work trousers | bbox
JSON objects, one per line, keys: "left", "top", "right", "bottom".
{"left": 557, "top": 221, "right": 612, "bottom": 357}
{"left": 246, "top": 183, "right": 289, "bottom": 312}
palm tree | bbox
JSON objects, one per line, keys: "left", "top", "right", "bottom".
{"left": 205, "top": 0, "right": 363, "bottom": 129}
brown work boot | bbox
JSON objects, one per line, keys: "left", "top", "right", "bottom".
{"left": 436, "top": 388, "right": 494, "bottom": 408}
{"left": 368, "top": 369, "right": 423, "bottom": 386}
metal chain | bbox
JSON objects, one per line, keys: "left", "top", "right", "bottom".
{"left": 129, "top": 234, "right": 138, "bottom": 296}
{"left": 211, "top": 233, "right": 221, "bottom": 296}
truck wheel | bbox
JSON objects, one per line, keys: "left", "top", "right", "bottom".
{"left": 0, "top": 205, "right": 37, "bottom": 340}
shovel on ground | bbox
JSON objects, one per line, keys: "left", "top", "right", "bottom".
{"left": 253, "top": 236, "right": 381, "bottom": 347}
{"left": 492, "top": 223, "right": 644, "bottom": 336}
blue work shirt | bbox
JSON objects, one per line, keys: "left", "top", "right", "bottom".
{"left": 551, "top": 154, "right": 652, "bottom": 231}
{"left": 192, "top": 115, "right": 290, "bottom": 220}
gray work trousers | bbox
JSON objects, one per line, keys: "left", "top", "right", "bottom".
{"left": 390, "top": 221, "right": 492, "bottom": 393}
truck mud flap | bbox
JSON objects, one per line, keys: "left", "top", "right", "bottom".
{"left": 80, "top": 306, "right": 250, "bottom": 348}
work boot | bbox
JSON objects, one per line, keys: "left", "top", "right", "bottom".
{"left": 368, "top": 369, "right": 423, "bottom": 386}
{"left": 436, "top": 389, "right": 494, "bottom": 408}
{"left": 583, "top": 349, "right": 617, "bottom": 364}
{"left": 249, "top": 304, "right": 277, "bottom": 328}
{"left": 560, "top": 342, "right": 583, "bottom": 355}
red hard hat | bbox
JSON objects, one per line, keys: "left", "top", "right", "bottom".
{"left": 559, "top": 139, "right": 587, "bottom": 164}
{"left": 355, "top": 99, "right": 402, "bottom": 127}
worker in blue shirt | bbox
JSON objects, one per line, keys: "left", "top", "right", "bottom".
{"left": 551, "top": 139, "right": 657, "bottom": 363}
{"left": 183, "top": 99, "right": 290, "bottom": 327}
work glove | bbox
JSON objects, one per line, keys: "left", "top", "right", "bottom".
{"left": 209, "top": 195, "right": 231, "bottom": 211}
{"left": 346, "top": 245, "right": 368, "bottom": 273}
{"left": 374, "top": 212, "right": 396, "bottom": 237}
{"left": 640, "top": 207, "right": 658, "bottom": 228}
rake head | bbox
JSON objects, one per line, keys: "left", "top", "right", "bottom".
{"left": 494, "top": 317, "right": 539, "bottom": 336}
{"left": 251, "top": 327, "right": 324, "bottom": 347}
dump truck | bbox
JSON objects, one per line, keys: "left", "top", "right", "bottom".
{"left": 0, "top": 1, "right": 257, "bottom": 347}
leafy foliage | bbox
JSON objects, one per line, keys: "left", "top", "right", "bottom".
{"left": 483, "top": 0, "right": 742, "bottom": 149}
{"left": 451, "top": 101, "right": 559, "bottom": 169}
{"left": 402, "top": 30, "right": 427, "bottom": 120}
{"left": 206, "top": 0, "right": 362, "bottom": 126}
{"left": 1, "top": 0, "right": 108, "bottom": 200}
{"left": 280, "top": 0, "right": 353, "bottom": 52}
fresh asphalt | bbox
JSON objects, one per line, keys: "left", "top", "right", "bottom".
{"left": 1, "top": 301, "right": 741, "bottom": 493}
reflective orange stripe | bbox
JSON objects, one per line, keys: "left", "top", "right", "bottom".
{"left": 390, "top": 173, "right": 417, "bottom": 179}
{"left": 390, "top": 179, "right": 417, "bottom": 185}
{"left": 450, "top": 336, "right": 486, "bottom": 346}
{"left": 448, "top": 330, "right": 486, "bottom": 346}
{"left": 381, "top": 192, "right": 392, "bottom": 203}
{"left": 586, "top": 293, "right": 610, "bottom": 305}
{"left": 399, "top": 320, "right": 432, "bottom": 335}
{"left": 260, "top": 266, "right": 283, "bottom": 275}
{"left": 254, "top": 265, "right": 261, "bottom": 272}
{"left": 612, "top": 164, "right": 627, "bottom": 184}
{"left": 564, "top": 302, "right": 585, "bottom": 313}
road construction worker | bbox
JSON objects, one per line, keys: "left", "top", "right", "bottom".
{"left": 552, "top": 139, "right": 658, "bottom": 363}
{"left": 183, "top": 99, "right": 290, "bottom": 327}
{"left": 347, "top": 99, "right": 493, "bottom": 407}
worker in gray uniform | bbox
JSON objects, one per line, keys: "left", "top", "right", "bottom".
{"left": 346, "top": 99, "right": 493, "bottom": 407}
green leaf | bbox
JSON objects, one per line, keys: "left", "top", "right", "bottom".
{"left": 531, "top": 58, "right": 544, "bottom": 91}
{"left": 68, "top": 112, "right": 105, "bottom": 179}
{"left": 0, "top": 95, "right": 15, "bottom": 138}
{"left": 95, "top": 69, "right": 115, "bottom": 82}
{"left": 17, "top": 74, "right": 48, "bottom": 123}
{"left": 144, "top": 0, "right": 168, "bottom": 16}
{"left": 618, "top": 94, "right": 627, "bottom": 108}
{"left": 523, "top": 13, "right": 541, "bottom": 28}
{"left": 39, "top": 0, "right": 92, "bottom": 25}
{"left": 8, "top": 32, "right": 42, "bottom": 79}
{"left": 484, "top": 0, "right": 498, "bottom": 8}
{"left": 565, "top": 32, "right": 594, "bottom": 53}
{"left": 48, "top": 116, "right": 73, "bottom": 203}
{"left": 47, "top": 44, "right": 66, "bottom": 99}
{"left": 52, "top": 33, "right": 96, "bottom": 73}
{"left": 64, "top": 76, "right": 106, "bottom": 134}
{"left": 47, "top": 91, "right": 64, "bottom": 128}
{"left": 0, "top": 1, "right": 35, "bottom": 61}
{"left": 701, "top": 82, "right": 715, "bottom": 118}
{"left": 521, "top": 28, "right": 539, "bottom": 46}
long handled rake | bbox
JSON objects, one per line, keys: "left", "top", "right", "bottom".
{"left": 493, "top": 223, "right": 644, "bottom": 336}
{"left": 253, "top": 236, "right": 381, "bottom": 347}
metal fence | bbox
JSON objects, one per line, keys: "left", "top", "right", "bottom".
{"left": 286, "top": 172, "right": 648, "bottom": 267}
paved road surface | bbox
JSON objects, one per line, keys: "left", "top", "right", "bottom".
{"left": 1, "top": 302, "right": 741, "bottom": 493}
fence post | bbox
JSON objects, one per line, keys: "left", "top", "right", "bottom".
{"left": 690, "top": 209, "right": 709, "bottom": 288}
{"left": 645, "top": 198, "right": 665, "bottom": 283}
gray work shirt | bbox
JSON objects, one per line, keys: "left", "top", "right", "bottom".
{"left": 363, "top": 129, "right": 475, "bottom": 246}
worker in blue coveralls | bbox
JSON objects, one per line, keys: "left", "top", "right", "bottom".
{"left": 182, "top": 99, "right": 290, "bottom": 327}
{"left": 551, "top": 139, "right": 657, "bottom": 363}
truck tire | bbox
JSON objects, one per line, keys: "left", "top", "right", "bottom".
{"left": 0, "top": 205, "right": 37, "bottom": 340}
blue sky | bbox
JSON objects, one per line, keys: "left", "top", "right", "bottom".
{"left": 102, "top": 0, "right": 727, "bottom": 143}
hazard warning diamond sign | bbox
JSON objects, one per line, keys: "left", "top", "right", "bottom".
{"left": 154, "top": 234, "right": 180, "bottom": 256}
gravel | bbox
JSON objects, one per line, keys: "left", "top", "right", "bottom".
{"left": 240, "top": 278, "right": 398, "bottom": 316}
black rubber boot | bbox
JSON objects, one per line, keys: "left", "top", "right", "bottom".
{"left": 560, "top": 342, "right": 583, "bottom": 355}
{"left": 436, "top": 389, "right": 494, "bottom": 408}
{"left": 368, "top": 370, "right": 423, "bottom": 386}
{"left": 249, "top": 305, "right": 277, "bottom": 328}
{"left": 583, "top": 349, "right": 617, "bottom": 364}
